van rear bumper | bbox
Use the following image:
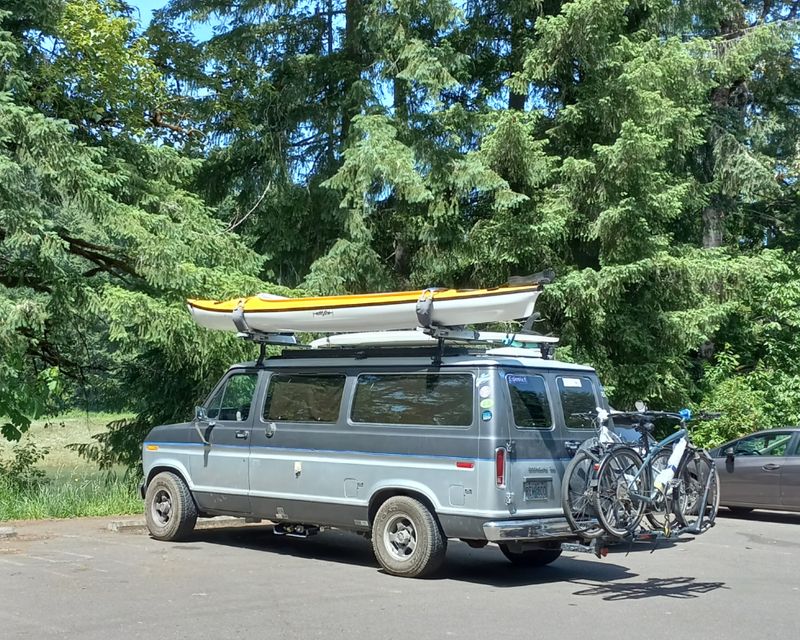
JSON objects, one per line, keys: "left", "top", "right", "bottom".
{"left": 482, "top": 517, "right": 574, "bottom": 542}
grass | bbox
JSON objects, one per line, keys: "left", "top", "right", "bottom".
{"left": 0, "top": 412, "right": 144, "bottom": 521}
{"left": 0, "top": 472, "right": 143, "bottom": 521}
{"left": 3, "top": 411, "right": 131, "bottom": 470}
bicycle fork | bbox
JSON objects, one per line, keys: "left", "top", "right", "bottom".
{"left": 685, "top": 457, "right": 716, "bottom": 535}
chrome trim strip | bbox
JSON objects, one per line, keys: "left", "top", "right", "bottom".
{"left": 482, "top": 517, "right": 574, "bottom": 542}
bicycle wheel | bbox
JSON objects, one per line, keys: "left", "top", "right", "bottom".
{"left": 676, "top": 450, "right": 719, "bottom": 533}
{"left": 594, "top": 447, "right": 647, "bottom": 537}
{"left": 561, "top": 449, "right": 604, "bottom": 539}
{"left": 645, "top": 449, "right": 684, "bottom": 532}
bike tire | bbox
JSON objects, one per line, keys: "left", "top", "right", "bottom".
{"left": 675, "top": 450, "right": 719, "bottom": 533}
{"left": 561, "top": 449, "right": 604, "bottom": 539}
{"left": 594, "top": 447, "right": 647, "bottom": 538}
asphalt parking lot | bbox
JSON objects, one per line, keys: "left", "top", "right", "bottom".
{"left": 1, "top": 511, "right": 798, "bottom": 640}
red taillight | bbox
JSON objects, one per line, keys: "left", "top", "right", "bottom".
{"left": 495, "top": 447, "right": 506, "bottom": 488}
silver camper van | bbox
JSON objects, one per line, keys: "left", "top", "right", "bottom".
{"left": 141, "top": 338, "right": 608, "bottom": 577}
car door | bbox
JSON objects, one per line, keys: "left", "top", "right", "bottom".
{"left": 780, "top": 433, "right": 800, "bottom": 510}
{"left": 189, "top": 370, "right": 258, "bottom": 514}
{"left": 248, "top": 370, "right": 348, "bottom": 522}
{"left": 720, "top": 432, "right": 794, "bottom": 508}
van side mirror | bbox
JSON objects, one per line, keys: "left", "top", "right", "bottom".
{"left": 194, "top": 406, "right": 212, "bottom": 445}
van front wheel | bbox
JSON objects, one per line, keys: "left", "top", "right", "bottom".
{"left": 144, "top": 471, "right": 198, "bottom": 541}
{"left": 499, "top": 544, "right": 562, "bottom": 567}
{"left": 372, "top": 496, "right": 446, "bottom": 578}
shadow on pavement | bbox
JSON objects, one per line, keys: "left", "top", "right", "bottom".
{"left": 570, "top": 575, "right": 728, "bottom": 601}
{"left": 187, "top": 524, "right": 646, "bottom": 587}
{"left": 186, "top": 525, "right": 378, "bottom": 569}
{"left": 603, "top": 536, "right": 695, "bottom": 555}
{"left": 718, "top": 509, "right": 800, "bottom": 526}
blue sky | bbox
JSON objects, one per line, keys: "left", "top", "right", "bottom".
{"left": 129, "top": 0, "right": 216, "bottom": 40}
{"left": 129, "top": 0, "right": 163, "bottom": 26}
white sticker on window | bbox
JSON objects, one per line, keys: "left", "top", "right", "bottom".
{"left": 562, "top": 377, "right": 583, "bottom": 388}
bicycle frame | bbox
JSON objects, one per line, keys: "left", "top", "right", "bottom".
{"left": 623, "top": 427, "right": 688, "bottom": 507}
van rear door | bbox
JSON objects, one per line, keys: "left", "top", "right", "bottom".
{"left": 500, "top": 370, "right": 563, "bottom": 515}
{"left": 552, "top": 373, "right": 606, "bottom": 453}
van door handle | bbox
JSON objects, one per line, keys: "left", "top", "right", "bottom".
{"left": 265, "top": 422, "right": 277, "bottom": 438}
{"left": 235, "top": 430, "right": 249, "bottom": 440}
{"left": 762, "top": 463, "right": 780, "bottom": 471}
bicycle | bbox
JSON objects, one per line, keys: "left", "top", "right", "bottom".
{"left": 561, "top": 408, "right": 623, "bottom": 539}
{"left": 561, "top": 408, "right": 678, "bottom": 539}
{"left": 592, "top": 408, "right": 720, "bottom": 538}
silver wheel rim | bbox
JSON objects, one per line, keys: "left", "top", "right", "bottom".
{"left": 152, "top": 489, "right": 172, "bottom": 526}
{"left": 383, "top": 513, "right": 417, "bottom": 562}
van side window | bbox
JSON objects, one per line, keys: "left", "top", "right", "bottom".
{"left": 351, "top": 373, "right": 473, "bottom": 427}
{"left": 263, "top": 374, "right": 345, "bottom": 423}
{"left": 506, "top": 373, "right": 552, "bottom": 428}
{"left": 557, "top": 376, "right": 597, "bottom": 429}
{"left": 206, "top": 373, "right": 258, "bottom": 421}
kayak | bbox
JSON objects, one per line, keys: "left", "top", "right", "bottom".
{"left": 187, "top": 284, "right": 541, "bottom": 334}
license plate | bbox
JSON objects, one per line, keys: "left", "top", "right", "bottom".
{"left": 523, "top": 478, "right": 550, "bottom": 502}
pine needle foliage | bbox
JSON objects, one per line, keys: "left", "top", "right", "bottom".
{"left": 2, "top": 1, "right": 800, "bottom": 464}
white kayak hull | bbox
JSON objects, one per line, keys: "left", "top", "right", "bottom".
{"left": 188, "top": 289, "right": 540, "bottom": 333}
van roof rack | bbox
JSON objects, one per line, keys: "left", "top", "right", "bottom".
{"left": 235, "top": 316, "right": 558, "bottom": 365}
{"left": 309, "top": 328, "right": 558, "bottom": 364}
{"left": 309, "top": 328, "right": 558, "bottom": 350}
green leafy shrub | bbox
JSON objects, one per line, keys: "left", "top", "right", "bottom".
{"left": 0, "top": 441, "right": 50, "bottom": 491}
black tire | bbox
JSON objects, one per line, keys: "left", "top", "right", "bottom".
{"left": 727, "top": 506, "right": 754, "bottom": 514}
{"left": 144, "top": 471, "right": 198, "bottom": 541}
{"left": 645, "top": 449, "right": 684, "bottom": 531}
{"left": 561, "top": 449, "right": 604, "bottom": 539}
{"left": 499, "top": 545, "right": 562, "bottom": 567}
{"left": 676, "top": 452, "right": 719, "bottom": 533}
{"left": 371, "top": 496, "right": 447, "bottom": 578}
{"left": 594, "top": 447, "right": 647, "bottom": 537}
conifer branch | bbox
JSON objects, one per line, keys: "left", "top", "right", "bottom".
{"left": 148, "top": 109, "right": 204, "bottom": 137}
{"left": 58, "top": 233, "right": 139, "bottom": 281}
{"left": 227, "top": 180, "right": 273, "bottom": 231}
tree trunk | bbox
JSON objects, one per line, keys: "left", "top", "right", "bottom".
{"left": 508, "top": 12, "right": 526, "bottom": 110}
{"left": 702, "top": 205, "right": 724, "bottom": 248}
{"left": 341, "top": 0, "right": 363, "bottom": 145}
{"left": 394, "top": 77, "right": 407, "bottom": 125}
{"left": 701, "top": 5, "right": 747, "bottom": 249}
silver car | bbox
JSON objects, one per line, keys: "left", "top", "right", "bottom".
{"left": 709, "top": 428, "right": 800, "bottom": 513}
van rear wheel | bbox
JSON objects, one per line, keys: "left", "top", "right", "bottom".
{"left": 144, "top": 471, "right": 198, "bottom": 541}
{"left": 499, "top": 545, "right": 562, "bottom": 567}
{"left": 372, "top": 496, "right": 446, "bottom": 578}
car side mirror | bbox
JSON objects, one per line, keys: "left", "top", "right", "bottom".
{"left": 724, "top": 447, "right": 735, "bottom": 460}
{"left": 194, "top": 406, "right": 212, "bottom": 445}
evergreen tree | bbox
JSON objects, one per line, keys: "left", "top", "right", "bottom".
{"left": 3, "top": 1, "right": 800, "bottom": 462}
{"left": 0, "top": 3, "right": 291, "bottom": 451}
